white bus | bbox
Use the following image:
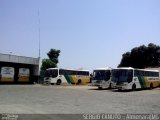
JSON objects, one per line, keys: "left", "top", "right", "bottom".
{"left": 111, "top": 67, "right": 160, "bottom": 90}
{"left": 18, "top": 68, "right": 30, "bottom": 82}
{"left": 92, "top": 68, "right": 112, "bottom": 89}
{"left": 44, "top": 68, "right": 90, "bottom": 85}
{"left": 1, "top": 67, "right": 15, "bottom": 82}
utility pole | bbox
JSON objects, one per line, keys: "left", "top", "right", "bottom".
{"left": 38, "top": 9, "right": 41, "bottom": 84}
{"left": 38, "top": 9, "right": 41, "bottom": 59}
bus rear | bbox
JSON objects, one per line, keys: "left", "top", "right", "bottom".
{"left": 18, "top": 68, "right": 30, "bottom": 82}
{"left": 1, "top": 67, "right": 15, "bottom": 82}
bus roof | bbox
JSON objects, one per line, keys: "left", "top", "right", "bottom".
{"left": 114, "top": 67, "right": 159, "bottom": 72}
{"left": 46, "top": 68, "right": 58, "bottom": 70}
{"left": 93, "top": 67, "right": 112, "bottom": 71}
{"left": 46, "top": 68, "right": 89, "bottom": 72}
{"left": 116, "top": 67, "right": 134, "bottom": 70}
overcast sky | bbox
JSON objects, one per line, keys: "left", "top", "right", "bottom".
{"left": 0, "top": 0, "right": 160, "bottom": 71}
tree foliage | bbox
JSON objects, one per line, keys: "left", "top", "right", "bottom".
{"left": 41, "top": 49, "right": 61, "bottom": 71}
{"left": 47, "top": 49, "right": 61, "bottom": 63}
{"left": 118, "top": 43, "right": 160, "bottom": 68}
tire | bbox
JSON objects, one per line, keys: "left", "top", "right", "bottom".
{"left": 98, "top": 87, "right": 102, "bottom": 90}
{"left": 77, "top": 79, "right": 82, "bottom": 84}
{"left": 56, "top": 79, "right": 61, "bottom": 85}
{"left": 51, "top": 83, "right": 54, "bottom": 85}
{"left": 109, "top": 83, "right": 112, "bottom": 89}
{"left": 132, "top": 84, "right": 136, "bottom": 91}
{"left": 118, "top": 89, "right": 121, "bottom": 91}
{"left": 150, "top": 83, "right": 153, "bottom": 89}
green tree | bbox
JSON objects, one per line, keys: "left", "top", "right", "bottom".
{"left": 41, "top": 49, "right": 61, "bottom": 71}
{"left": 118, "top": 43, "right": 160, "bottom": 68}
{"left": 41, "top": 59, "right": 56, "bottom": 71}
{"left": 47, "top": 49, "right": 61, "bottom": 63}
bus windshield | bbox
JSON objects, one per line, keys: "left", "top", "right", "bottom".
{"left": 93, "top": 70, "right": 111, "bottom": 81}
{"left": 112, "top": 69, "right": 133, "bottom": 83}
{"left": 45, "top": 69, "right": 58, "bottom": 78}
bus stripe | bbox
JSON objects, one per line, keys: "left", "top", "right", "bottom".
{"left": 138, "top": 76, "right": 146, "bottom": 88}
{"left": 63, "top": 74, "right": 72, "bottom": 84}
{"left": 69, "top": 75, "right": 74, "bottom": 83}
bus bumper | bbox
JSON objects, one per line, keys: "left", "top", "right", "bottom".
{"left": 117, "top": 85, "right": 128, "bottom": 90}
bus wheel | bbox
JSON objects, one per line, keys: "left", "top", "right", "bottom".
{"left": 98, "top": 87, "right": 102, "bottom": 90}
{"left": 132, "top": 84, "right": 136, "bottom": 91}
{"left": 118, "top": 89, "right": 122, "bottom": 91}
{"left": 77, "top": 79, "right": 81, "bottom": 84}
{"left": 56, "top": 79, "right": 61, "bottom": 85}
{"left": 109, "top": 83, "right": 112, "bottom": 89}
{"left": 150, "top": 83, "right": 153, "bottom": 89}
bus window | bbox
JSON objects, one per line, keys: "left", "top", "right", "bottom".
{"left": 45, "top": 69, "right": 58, "bottom": 78}
{"left": 59, "top": 69, "right": 65, "bottom": 75}
{"left": 93, "top": 70, "right": 110, "bottom": 81}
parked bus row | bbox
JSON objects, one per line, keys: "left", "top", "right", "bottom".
{"left": 44, "top": 67, "right": 160, "bottom": 91}
{"left": 0, "top": 66, "right": 30, "bottom": 83}
{"left": 92, "top": 67, "right": 160, "bottom": 90}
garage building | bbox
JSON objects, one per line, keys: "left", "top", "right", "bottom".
{"left": 0, "top": 53, "right": 39, "bottom": 84}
